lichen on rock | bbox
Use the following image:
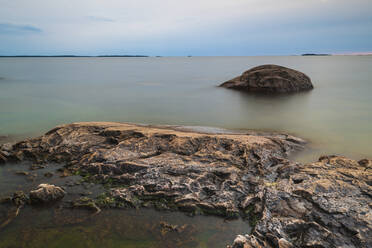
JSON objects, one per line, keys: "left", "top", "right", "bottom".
{"left": 4, "top": 122, "right": 304, "bottom": 216}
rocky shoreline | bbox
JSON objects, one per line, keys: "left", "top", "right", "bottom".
{"left": 0, "top": 122, "right": 371, "bottom": 247}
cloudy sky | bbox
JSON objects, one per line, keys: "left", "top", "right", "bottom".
{"left": 0, "top": 0, "right": 371, "bottom": 56}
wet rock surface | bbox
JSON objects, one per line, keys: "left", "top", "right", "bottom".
{"left": 220, "top": 64, "right": 314, "bottom": 93}
{"left": 230, "top": 155, "right": 372, "bottom": 248}
{"left": 1, "top": 122, "right": 304, "bottom": 216}
{"left": 1, "top": 122, "right": 371, "bottom": 247}
{"left": 29, "top": 184, "right": 66, "bottom": 204}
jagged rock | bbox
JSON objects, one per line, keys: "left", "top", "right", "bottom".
{"left": 220, "top": 65, "right": 313, "bottom": 93}
{"left": 7, "top": 122, "right": 304, "bottom": 215}
{"left": 29, "top": 184, "right": 66, "bottom": 204}
{"left": 15, "top": 171, "right": 29, "bottom": 176}
{"left": 5, "top": 122, "right": 371, "bottom": 247}
{"left": 231, "top": 156, "right": 372, "bottom": 248}
{"left": 71, "top": 197, "right": 101, "bottom": 213}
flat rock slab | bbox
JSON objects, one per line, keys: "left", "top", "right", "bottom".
{"left": 220, "top": 64, "right": 314, "bottom": 93}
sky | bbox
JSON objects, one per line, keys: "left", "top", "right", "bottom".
{"left": 0, "top": 0, "right": 371, "bottom": 56}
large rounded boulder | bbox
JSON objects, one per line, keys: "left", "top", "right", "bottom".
{"left": 220, "top": 64, "right": 313, "bottom": 93}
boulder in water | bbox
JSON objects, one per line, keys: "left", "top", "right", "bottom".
{"left": 220, "top": 64, "right": 313, "bottom": 93}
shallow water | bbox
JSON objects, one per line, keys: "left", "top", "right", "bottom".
{"left": 0, "top": 163, "right": 250, "bottom": 248}
{"left": 0, "top": 207, "right": 250, "bottom": 248}
{"left": 0, "top": 56, "right": 371, "bottom": 161}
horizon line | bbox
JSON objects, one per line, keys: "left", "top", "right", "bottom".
{"left": 1, "top": 53, "right": 372, "bottom": 57}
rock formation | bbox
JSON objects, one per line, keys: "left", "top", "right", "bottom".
{"left": 220, "top": 65, "right": 314, "bottom": 93}
{"left": 0, "top": 122, "right": 305, "bottom": 217}
{"left": 0, "top": 122, "right": 371, "bottom": 247}
{"left": 230, "top": 155, "right": 372, "bottom": 248}
{"left": 29, "top": 184, "right": 66, "bottom": 204}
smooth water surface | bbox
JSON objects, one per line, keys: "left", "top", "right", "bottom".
{"left": 0, "top": 207, "right": 249, "bottom": 248}
{"left": 0, "top": 56, "right": 371, "bottom": 161}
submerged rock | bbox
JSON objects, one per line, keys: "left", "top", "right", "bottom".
{"left": 0, "top": 143, "right": 13, "bottom": 152}
{"left": 29, "top": 184, "right": 66, "bottom": 204}
{"left": 12, "top": 191, "right": 28, "bottom": 207}
{"left": 220, "top": 64, "right": 313, "bottom": 93}
{"left": 71, "top": 197, "right": 101, "bottom": 213}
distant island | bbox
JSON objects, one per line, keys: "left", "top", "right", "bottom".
{"left": 0, "top": 55, "right": 149, "bottom": 58}
{"left": 301, "top": 53, "right": 331, "bottom": 56}
{"left": 97, "top": 55, "right": 148, "bottom": 57}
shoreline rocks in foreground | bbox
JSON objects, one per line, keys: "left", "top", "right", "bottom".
{"left": 220, "top": 64, "right": 314, "bottom": 93}
{"left": 230, "top": 155, "right": 371, "bottom": 248}
{"left": 0, "top": 122, "right": 371, "bottom": 248}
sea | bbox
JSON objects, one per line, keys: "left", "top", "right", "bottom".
{"left": 0, "top": 56, "right": 371, "bottom": 247}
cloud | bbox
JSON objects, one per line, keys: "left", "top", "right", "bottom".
{"left": 0, "top": 0, "right": 371, "bottom": 55}
{"left": 86, "top": 16, "right": 115, "bottom": 22}
{"left": 0, "top": 23, "right": 42, "bottom": 35}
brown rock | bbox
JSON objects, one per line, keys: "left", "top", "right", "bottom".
{"left": 12, "top": 191, "right": 29, "bottom": 206}
{"left": 29, "top": 184, "right": 66, "bottom": 204}
{"left": 220, "top": 64, "right": 313, "bottom": 93}
{"left": 6, "top": 122, "right": 304, "bottom": 215}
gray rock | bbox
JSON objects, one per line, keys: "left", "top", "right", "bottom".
{"left": 220, "top": 64, "right": 313, "bottom": 93}
{"left": 7, "top": 122, "right": 304, "bottom": 215}
{"left": 231, "top": 156, "right": 372, "bottom": 248}
{"left": 6, "top": 122, "right": 371, "bottom": 247}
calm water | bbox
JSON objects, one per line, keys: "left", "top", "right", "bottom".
{"left": 0, "top": 56, "right": 371, "bottom": 247}
{"left": 0, "top": 56, "right": 371, "bottom": 161}
{"left": 0, "top": 207, "right": 250, "bottom": 248}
